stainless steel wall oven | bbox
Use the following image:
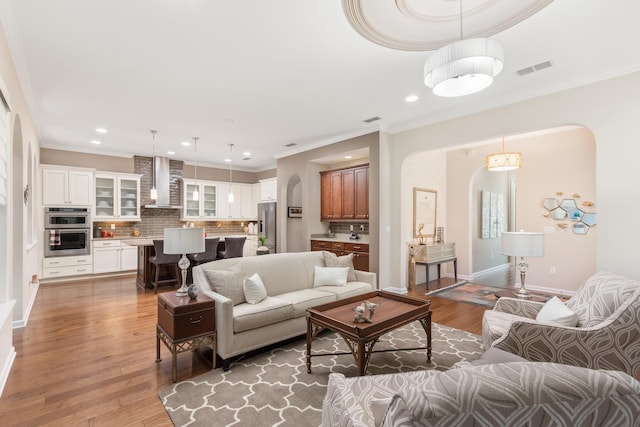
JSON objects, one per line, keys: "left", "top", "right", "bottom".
{"left": 44, "top": 207, "right": 91, "bottom": 257}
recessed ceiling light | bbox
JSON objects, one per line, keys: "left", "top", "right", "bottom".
{"left": 243, "top": 151, "right": 251, "bottom": 156}
{"left": 167, "top": 150, "right": 175, "bottom": 155}
{"left": 95, "top": 128, "right": 107, "bottom": 133}
{"left": 344, "top": 155, "right": 353, "bottom": 159}
{"left": 405, "top": 95, "right": 419, "bottom": 103}
{"left": 224, "top": 158, "right": 231, "bottom": 163}
{"left": 90, "top": 140, "right": 101, "bottom": 145}
{"left": 181, "top": 141, "right": 191, "bottom": 146}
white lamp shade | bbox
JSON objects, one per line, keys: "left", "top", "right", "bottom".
{"left": 163, "top": 227, "right": 205, "bottom": 254}
{"left": 501, "top": 232, "right": 544, "bottom": 257}
{"left": 424, "top": 38, "right": 504, "bottom": 97}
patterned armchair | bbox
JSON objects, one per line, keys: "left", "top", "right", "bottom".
{"left": 483, "top": 271, "right": 640, "bottom": 378}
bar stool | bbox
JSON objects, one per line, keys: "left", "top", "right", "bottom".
{"left": 188, "top": 237, "right": 219, "bottom": 266}
{"left": 218, "top": 236, "right": 246, "bottom": 259}
{"left": 149, "top": 240, "right": 181, "bottom": 293}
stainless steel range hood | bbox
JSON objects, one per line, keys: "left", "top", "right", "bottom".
{"left": 144, "top": 156, "right": 183, "bottom": 209}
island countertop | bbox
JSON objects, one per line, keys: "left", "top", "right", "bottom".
{"left": 122, "top": 234, "right": 256, "bottom": 247}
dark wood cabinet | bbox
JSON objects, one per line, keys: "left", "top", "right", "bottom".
{"left": 354, "top": 166, "right": 368, "bottom": 220}
{"left": 320, "top": 164, "right": 368, "bottom": 221}
{"left": 345, "top": 242, "right": 369, "bottom": 271}
{"left": 311, "top": 239, "right": 369, "bottom": 272}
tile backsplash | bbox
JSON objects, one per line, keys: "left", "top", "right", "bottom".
{"left": 326, "top": 222, "right": 369, "bottom": 235}
{"left": 93, "top": 219, "right": 253, "bottom": 239}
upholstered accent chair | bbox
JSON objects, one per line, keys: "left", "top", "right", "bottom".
{"left": 483, "top": 271, "right": 640, "bottom": 378}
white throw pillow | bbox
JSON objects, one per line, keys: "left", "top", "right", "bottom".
{"left": 243, "top": 273, "right": 268, "bottom": 304}
{"left": 313, "top": 266, "right": 349, "bottom": 287}
{"left": 536, "top": 296, "right": 579, "bottom": 327}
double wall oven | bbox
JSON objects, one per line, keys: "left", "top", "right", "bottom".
{"left": 44, "top": 207, "right": 91, "bottom": 257}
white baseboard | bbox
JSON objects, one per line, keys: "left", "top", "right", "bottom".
{"left": 0, "top": 346, "right": 16, "bottom": 398}
{"left": 13, "top": 279, "right": 40, "bottom": 329}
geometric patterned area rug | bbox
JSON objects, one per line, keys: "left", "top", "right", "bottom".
{"left": 427, "top": 282, "right": 505, "bottom": 308}
{"left": 158, "top": 322, "right": 483, "bottom": 426}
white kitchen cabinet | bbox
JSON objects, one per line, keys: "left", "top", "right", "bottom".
{"left": 219, "top": 182, "right": 255, "bottom": 219}
{"left": 93, "top": 240, "right": 137, "bottom": 273}
{"left": 182, "top": 179, "right": 218, "bottom": 220}
{"left": 120, "top": 245, "right": 138, "bottom": 270}
{"left": 182, "top": 178, "right": 256, "bottom": 220}
{"left": 41, "top": 165, "right": 94, "bottom": 206}
{"left": 252, "top": 183, "right": 261, "bottom": 218}
{"left": 94, "top": 172, "right": 141, "bottom": 221}
{"left": 42, "top": 254, "right": 93, "bottom": 279}
{"left": 260, "top": 177, "right": 277, "bottom": 202}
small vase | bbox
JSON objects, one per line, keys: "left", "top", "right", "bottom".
{"left": 187, "top": 283, "right": 199, "bottom": 300}
{"left": 408, "top": 254, "right": 416, "bottom": 291}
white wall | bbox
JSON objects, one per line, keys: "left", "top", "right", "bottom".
{"left": 400, "top": 150, "right": 446, "bottom": 288}
{"left": 381, "top": 72, "right": 640, "bottom": 292}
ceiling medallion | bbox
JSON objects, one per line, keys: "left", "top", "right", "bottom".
{"left": 342, "top": 0, "right": 553, "bottom": 51}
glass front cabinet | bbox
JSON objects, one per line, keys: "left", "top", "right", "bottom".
{"left": 182, "top": 179, "right": 218, "bottom": 220}
{"left": 94, "top": 172, "right": 142, "bottom": 221}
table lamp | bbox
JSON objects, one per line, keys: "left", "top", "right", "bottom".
{"left": 164, "top": 227, "right": 205, "bottom": 297}
{"left": 501, "top": 231, "right": 544, "bottom": 298}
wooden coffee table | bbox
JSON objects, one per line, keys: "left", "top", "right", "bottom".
{"left": 306, "top": 291, "right": 432, "bottom": 376}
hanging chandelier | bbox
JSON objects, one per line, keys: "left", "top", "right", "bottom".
{"left": 424, "top": 1, "right": 504, "bottom": 97}
{"left": 486, "top": 137, "right": 521, "bottom": 171}
{"left": 192, "top": 137, "right": 199, "bottom": 202}
{"left": 150, "top": 130, "right": 158, "bottom": 200}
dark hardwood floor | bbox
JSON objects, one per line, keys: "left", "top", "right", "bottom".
{"left": 0, "top": 273, "right": 496, "bottom": 426}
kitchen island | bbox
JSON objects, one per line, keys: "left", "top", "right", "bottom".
{"left": 123, "top": 235, "right": 256, "bottom": 291}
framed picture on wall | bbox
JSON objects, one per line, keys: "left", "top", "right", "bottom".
{"left": 288, "top": 206, "right": 302, "bottom": 218}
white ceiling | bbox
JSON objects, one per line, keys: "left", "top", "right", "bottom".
{"left": 1, "top": 0, "right": 639, "bottom": 172}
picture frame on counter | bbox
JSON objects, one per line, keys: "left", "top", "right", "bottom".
{"left": 288, "top": 206, "right": 302, "bottom": 218}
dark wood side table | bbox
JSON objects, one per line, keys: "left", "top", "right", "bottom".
{"left": 156, "top": 292, "right": 216, "bottom": 383}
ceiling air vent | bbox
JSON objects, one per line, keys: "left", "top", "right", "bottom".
{"left": 242, "top": 157, "right": 251, "bottom": 161}
{"left": 285, "top": 142, "right": 297, "bottom": 147}
{"left": 363, "top": 116, "right": 381, "bottom": 123}
{"left": 517, "top": 60, "right": 553, "bottom": 76}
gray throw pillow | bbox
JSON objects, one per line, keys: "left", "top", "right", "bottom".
{"left": 204, "top": 269, "right": 246, "bottom": 305}
{"left": 323, "top": 251, "right": 356, "bottom": 282}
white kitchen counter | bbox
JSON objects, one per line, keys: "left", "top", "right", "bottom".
{"left": 309, "top": 233, "right": 369, "bottom": 244}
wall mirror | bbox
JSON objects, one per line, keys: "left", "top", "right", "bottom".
{"left": 413, "top": 187, "right": 437, "bottom": 238}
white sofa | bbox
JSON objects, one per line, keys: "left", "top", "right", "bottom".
{"left": 193, "top": 251, "right": 376, "bottom": 370}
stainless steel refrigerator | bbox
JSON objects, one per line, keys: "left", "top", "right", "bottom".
{"left": 257, "top": 202, "right": 277, "bottom": 253}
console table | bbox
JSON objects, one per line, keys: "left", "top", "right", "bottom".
{"left": 414, "top": 243, "right": 457, "bottom": 290}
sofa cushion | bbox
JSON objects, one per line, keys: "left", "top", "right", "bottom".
{"left": 313, "top": 266, "right": 349, "bottom": 287}
{"left": 233, "top": 297, "right": 295, "bottom": 333}
{"left": 204, "top": 268, "right": 246, "bottom": 305}
{"left": 314, "top": 281, "right": 379, "bottom": 300}
{"left": 232, "top": 252, "right": 325, "bottom": 295}
{"left": 277, "top": 289, "right": 336, "bottom": 317}
{"left": 383, "top": 362, "right": 640, "bottom": 426}
{"left": 536, "top": 296, "right": 579, "bottom": 326}
{"left": 243, "top": 273, "right": 268, "bottom": 304}
{"left": 323, "top": 251, "right": 357, "bottom": 282}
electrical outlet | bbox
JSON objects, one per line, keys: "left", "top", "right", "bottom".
{"left": 110, "top": 223, "right": 115, "bottom": 230}
{"left": 350, "top": 225, "right": 353, "bottom": 231}
{"left": 359, "top": 224, "right": 365, "bottom": 231}
{"left": 550, "top": 266, "right": 556, "bottom": 274}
